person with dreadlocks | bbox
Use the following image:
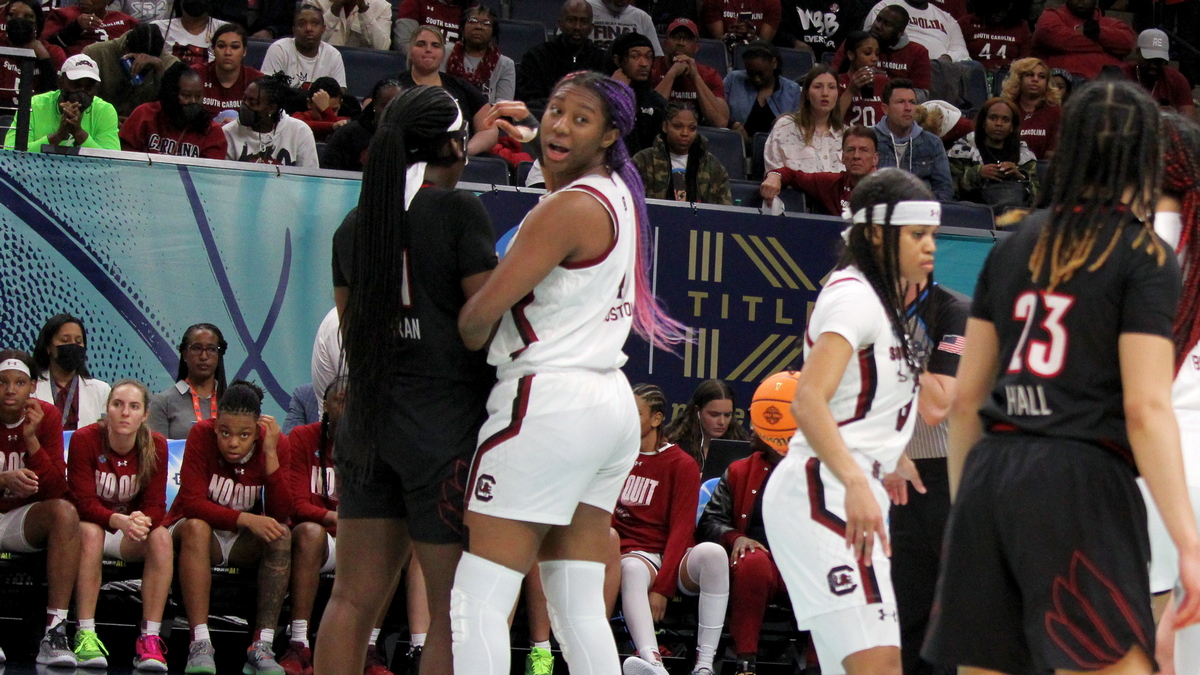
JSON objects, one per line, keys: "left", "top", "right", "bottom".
{"left": 760, "top": 167, "right": 934, "bottom": 675}
{"left": 451, "top": 70, "right": 688, "bottom": 675}
{"left": 923, "top": 80, "right": 1200, "bottom": 674}
{"left": 313, "top": 84, "right": 500, "bottom": 675}
{"left": 222, "top": 71, "right": 318, "bottom": 166}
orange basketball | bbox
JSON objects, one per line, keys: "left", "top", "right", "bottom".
{"left": 750, "top": 370, "right": 800, "bottom": 455}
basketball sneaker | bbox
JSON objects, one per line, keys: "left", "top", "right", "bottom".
{"left": 403, "top": 644, "right": 422, "bottom": 675}
{"left": 691, "top": 668, "right": 715, "bottom": 675}
{"left": 134, "top": 633, "right": 169, "bottom": 671}
{"left": 622, "top": 656, "right": 669, "bottom": 675}
{"left": 36, "top": 623, "right": 78, "bottom": 667}
{"left": 734, "top": 657, "right": 757, "bottom": 675}
{"left": 278, "top": 640, "right": 313, "bottom": 675}
{"left": 73, "top": 628, "right": 109, "bottom": 668}
{"left": 525, "top": 646, "right": 554, "bottom": 675}
{"left": 364, "top": 644, "right": 393, "bottom": 675}
{"left": 245, "top": 640, "right": 286, "bottom": 675}
{"left": 185, "top": 639, "right": 217, "bottom": 675}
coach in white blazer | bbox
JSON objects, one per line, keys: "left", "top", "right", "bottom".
{"left": 32, "top": 314, "right": 112, "bottom": 430}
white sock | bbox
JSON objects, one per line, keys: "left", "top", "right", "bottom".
{"left": 192, "top": 624, "right": 210, "bottom": 642}
{"left": 450, "top": 552, "right": 525, "bottom": 675}
{"left": 540, "top": 559, "right": 620, "bottom": 675}
{"left": 257, "top": 628, "right": 275, "bottom": 644}
{"left": 45, "top": 609, "right": 68, "bottom": 634}
{"left": 685, "top": 543, "right": 730, "bottom": 672}
{"left": 291, "top": 620, "right": 309, "bottom": 647}
{"left": 78, "top": 618, "right": 96, "bottom": 632}
{"left": 1178, "top": 620, "right": 1200, "bottom": 674}
{"left": 409, "top": 632, "right": 425, "bottom": 648}
{"left": 619, "top": 557, "right": 659, "bottom": 663}
{"left": 142, "top": 620, "right": 162, "bottom": 637}
{"left": 532, "top": 640, "right": 551, "bottom": 651}
{"left": 370, "top": 628, "right": 382, "bottom": 646}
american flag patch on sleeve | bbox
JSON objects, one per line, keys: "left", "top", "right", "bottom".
{"left": 938, "top": 335, "right": 965, "bottom": 354}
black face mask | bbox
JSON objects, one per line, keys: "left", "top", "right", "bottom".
{"left": 181, "top": 0, "right": 210, "bottom": 17}
{"left": 7, "top": 18, "right": 36, "bottom": 47}
{"left": 238, "top": 105, "right": 261, "bottom": 128}
{"left": 62, "top": 89, "right": 93, "bottom": 111}
{"left": 181, "top": 102, "right": 210, "bottom": 125}
{"left": 54, "top": 343, "right": 87, "bottom": 373}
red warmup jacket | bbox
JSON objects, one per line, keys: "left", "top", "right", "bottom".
{"left": 612, "top": 444, "right": 701, "bottom": 597}
{"left": 287, "top": 422, "right": 336, "bottom": 524}
{"left": 120, "top": 102, "right": 228, "bottom": 159}
{"left": 68, "top": 422, "right": 169, "bottom": 530}
{"left": 772, "top": 166, "right": 856, "bottom": 217}
{"left": 292, "top": 106, "right": 349, "bottom": 142}
{"left": 1032, "top": 4, "right": 1135, "bottom": 78}
{"left": 832, "top": 39, "right": 932, "bottom": 91}
{"left": 164, "top": 418, "right": 292, "bottom": 531}
{"left": 0, "top": 400, "right": 68, "bottom": 513}
{"left": 43, "top": 6, "right": 136, "bottom": 55}
{"left": 696, "top": 450, "right": 776, "bottom": 550}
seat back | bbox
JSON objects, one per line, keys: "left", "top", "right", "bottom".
{"left": 460, "top": 155, "right": 512, "bottom": 186}
{"left": 497, "top": 19, "right": 548, "bottom": 68}
{"left": 699, "top": 125, "right": 746, "bottom": 180}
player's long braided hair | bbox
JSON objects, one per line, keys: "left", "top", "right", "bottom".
{"left": 218, "top": 380, "right": 264, "bottom": 416}
{"left": 314, "top": 376, "right": 346, "bottom": 499}
{"left": 340, "top": 85, "right": 464, "bottom": 487}
{"left": 1032, "top": 81, "right": 1166, "bottom": 292}
{"left": 1162, "top": 112, "right": 1200, "bottom": 373}
{"left": 550, "top": 71, "right": 690, "bottom": 350}
{"left": 101, "top": 379, "right": 159, "bottom": 494}
{"left": 633, "top": 383, "right": 667, "bottom": 449}
{"left": 840, "top": 168, "right": 933, "bottom": 378}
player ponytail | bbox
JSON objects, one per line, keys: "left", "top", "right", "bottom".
{"left": 1032, "top": 80, "right": 1166, "bottom": 292}
{"left": 103, "top": 379, "right": 158, "bottom": 494}
{"left": 317, "top": 376, "right": 346, "bottom": 498}
{"left": 219, "top": 380, "right": 264, "bottom": 417}
{"left": 552, "top": 71, "right": 690, "bottom": 351}
{"left": 341, "top": 85, "right": 464, "bottom": 486}
{"left": 633, "top": 383, "right": 667, "bottom": 449}
{"left": 1161, "top": 112, "right": 1200, "bottom": 373}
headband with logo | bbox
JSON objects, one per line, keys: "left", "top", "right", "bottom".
{"left": 0, "top": 359, "right": 30, "bottom": 377}
{"left": 850, "top": 201, "right": 942, "bottom": 226}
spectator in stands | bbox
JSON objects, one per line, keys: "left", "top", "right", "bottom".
{"left": 262, "top": 4, "right": 348, "bottom": 90}
{"left": 393, "top": 0, "right": 469, "bottom": 54}
{"left": 617, "top": 383, "right": 730, "bottom": 675}
{"left": 833, "top": 4, "right": 932, "bottom": 99}
{"left": 515, "top": 0, "right": 608, "bottom": 110}
{"left": 0, "top": 350, "right": 79, "bottom": 668}
{"left": 85, "top": 23, "right": 180, "bottom": 119}
{"left": 587, "top": 0, "right": 663, "bottom": 54}
{"left": 703, "top": 0, "right": 782, "bottom": 44}
{"left": 446, "top": 5, "right": 514, "bottom": 104}
{"left": 152, "top": 0, "right": 226, "bottom": 67}
{"left": 111, "top": 0, "right": 170, "bottom": 23}
{"left": 724, "top": 40, "right": 800, "bottom": 143}
{"left": 313, "top": 0, "right": 392, "bottom": 49}
{"left": 947, "top": 96, "right": 1038, "bottom": 208}
{"left": 212, "top": 0, "right": 296, "bottom": 40}
{"left": 764, "top": 64, "right": 843, "bottom": 173}
{"left": 283, "top": 382, "right": 319, "bottom": 433}
{"left": 956, "top": 0, "right": 1030, "bottom": 75}
{"left": 1050, "top": 67, "right": 1074, "bottom": 103}
{"left": 633, "top": 104, "right": 733, "bottom": 204}
{"left": 836, "top": 30, "right": 888, "bottom": 128}
{"left": 651, "top": 17, "right": 729, "bottom": 128}
{"left": 67, "top": 380, "right": 172, "bottom": 671}
{"left": 0, "top": 0, "right": 66, "bottom": 109}
{"left": 44, "top": 0, "right": 136, "bottom": 56}
{"left": 401, "top": 25, "right": 498, "bottom": 156}
{"left": 321, "top": 77, "right": 400, "bottom": 170}
{"left": 291, "top": 75, "right": 348, "bottom": 141}
{"left": 4, "top": 54, "right": 120, "bottom": 151}
{"left": 664, "top": 379, "right": 750, "bottom": 470}
{"left": 166, "top": 381, "right": 293, "bottom": 675}
{"left": 1032, "top": 0, "right": 1135, "bottom": 79}
{"left": 760, "top": 124, "right": 878, "bottom": 215}
{"left": 1001, "top": 57, "right": 1060, "bottom": 160}
{"left": 873, "top": 77, "right": 952, "bottom": 200}
{"left": 1123, "top": 29, "right": 1196, "bottom": 116}
{"left": 609, "top": 30, "right": 667, "bottom": 153}
{"left": 775, "top": 0, "right": 866, "bottom": 60}
{"left": 149, "top": 323, "right": 228, "bottom": 440}
{"left": 193, "top": 23, "right": 263, "bottom": 116}
{"left": 223, "top": 72, "right": 320, "bottom": 165}
{"left": 310, "top": 308, "right": 343, "bottom": 416}
{"left": 31, "top": 313, "right": 110, "bottom": 431}
{"left": 913, "top": 98, "right": 971, "bottom": 145}
{"left": 121, "top": 62, "right": 228, "bottom": 157}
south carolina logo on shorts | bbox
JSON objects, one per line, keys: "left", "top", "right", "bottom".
{"left": 827, "top": 565, "right": 858, "bottom": 596}
{"left": 474, "top": 474, "right": 496, "bottom": 502}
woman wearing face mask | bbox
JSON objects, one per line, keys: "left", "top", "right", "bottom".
{"left": 121, "top": 62, "right": 227, "bottom": 158}
{"left": 152, "top": 0, "right": 225, "bottom": 67}
{"left": 947, "top": 96, "right": 1039, "bottom": 208}
{"left": 32, "top": 314, "right": 111, "bottom": 431}
{"left": 764, "top": 65, "right": 845, "bottom": 174}
{"left": 0, "top": 0, "right": 66, "bottom": 108}
{"left": 222, "top": 71, "right": 319, "bottom": 166}
{"left": 663, "top": 379, "right": 750, "bottom": 471}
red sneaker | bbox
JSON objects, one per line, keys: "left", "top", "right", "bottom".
{"left": 278, "top": 640, "right": 313, "bottom": 675}
{"left": 364, "top": 644, "right": 394, "bottom": 675}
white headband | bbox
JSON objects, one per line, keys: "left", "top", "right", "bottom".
{"left": 445, "top": 92, "right": 466, "bottom": 133}
{"left": 0, "top": 359, "right": 30, "bottom": 377}
{"left": 850, "top": 201, "right": 942, "bottom": 226}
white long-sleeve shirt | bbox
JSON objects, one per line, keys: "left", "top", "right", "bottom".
{"left": 312, "top": 0, "right": 393, "bottom": 50}
{"left": 223, "top": 113, "right": 319, "bottom": 167}
{"left": 865, "top": 0, "right": 968, "bottom": 61}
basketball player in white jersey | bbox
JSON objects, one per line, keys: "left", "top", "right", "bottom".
{"left": 451, "top": 71, "right": 687, "bottom": 675}
{"left": 763, "top": 168, "right": 938, "bottom": 675}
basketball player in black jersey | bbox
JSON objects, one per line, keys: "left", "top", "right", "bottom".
{"left": 923, "top": 80, "right": 1200, "bottom": 675}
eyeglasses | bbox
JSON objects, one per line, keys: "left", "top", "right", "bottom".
{"left": 188, "top": 344, "right": 220, "bottom": 355}
{"left": 466, "top": 18, "right": 493, "bottom": 27}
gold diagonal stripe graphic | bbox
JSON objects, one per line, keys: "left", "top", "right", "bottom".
{"left": 751, "top": 237, "right": 799, "bottom": 290}
{"left": 732, "top": 234, "right": 782, "bottom": 288}
{"left": 725, "top": 334, "right": 781, "bottom": 381}
{"left": 745, "top": 336, "right": 796, "bottom": 382}
{"left": 770, "top": 346, "right": 803, "bottom": 376}
{"left": 768, "top": 237, "right": 817, "bottom": 291}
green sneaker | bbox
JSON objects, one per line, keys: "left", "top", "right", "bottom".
{"left": 73, "top": 628, "right": 109, "bottom": 668}
{"left": 185, "top": 639, "right": 217, "bottom": 675}
{"left": 525, "top": 647, "right": 554, "bottom": 675}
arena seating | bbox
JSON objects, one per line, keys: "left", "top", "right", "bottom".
{"left": 244, "top": 40, "right": 406, "bottom": 100}
{"left": 695, "top": 38, "right": 729, "bottom": 77}
{"left": 732, "top": 43, "right": 813, "bottom": 82}
{"left": 461, "top": 155, "right": 513, "bottom": 186}
{"left": 497, "top": 19, "right": 548, "bottom": 68}
{"left": 699, "top": 125, "right": 747, "bottom": 180}
{"left": 507, "top": 0, "right": 563, "bottom": 33}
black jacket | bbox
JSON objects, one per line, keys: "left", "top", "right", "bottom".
{"left": 515, "top": 34, "right": 609, "bottom": 110}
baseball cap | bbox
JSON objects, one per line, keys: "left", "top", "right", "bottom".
{"left": 60, "top": 54, "right": 101, "bottom": 83}
{"left": 667, "top": 18, "right": 699, "bottom": 37}
{"left": 1138, "top": 29, "right": 1170, "bottom": 61}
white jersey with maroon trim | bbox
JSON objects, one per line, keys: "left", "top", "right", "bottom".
{"left": 787, "top": 266, "right": 919, "bottom": 473}
{"left": 488, "top": 172, "right": 639, "bottom": 378}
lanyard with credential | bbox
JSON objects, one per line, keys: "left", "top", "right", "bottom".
{"left": 51, "top": 376, "right": 79, "bottom": 418}
{"left": 189, "top": 381, "right": 218, "bottom": 423}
